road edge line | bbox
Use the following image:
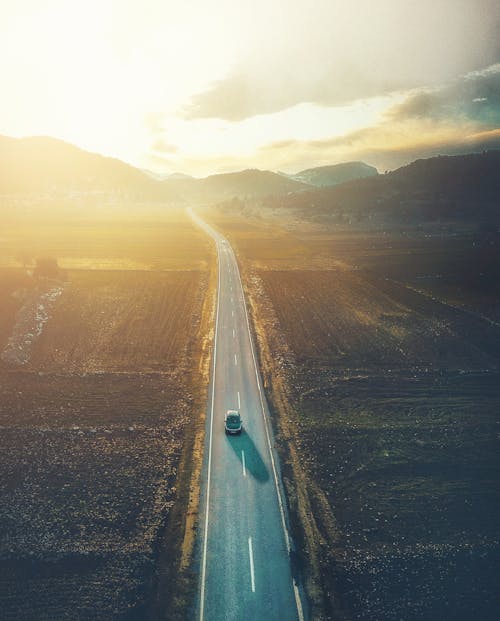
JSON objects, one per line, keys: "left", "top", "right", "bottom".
{"left": 191, "top": 210, "right": 305, "bottom": 621}
{"left": 195, "top": 214, "right": 222, "bottom": 621}
{"left": 232, "top": 246, "right": 306, "bottom": 621}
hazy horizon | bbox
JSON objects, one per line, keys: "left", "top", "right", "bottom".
{"left": 1, "top": 0, "right": 499, "bottom": 176}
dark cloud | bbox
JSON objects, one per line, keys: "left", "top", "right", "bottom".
{"left": 183, "top": 72, "right": 270, "bottom": 122}
{"left": 183, "top": 0, "right": 500, "bottom": 122}
{"left": 183, "top": 67, "right": 410, "bottom": 122}
{"left": 184, "top": 61, "right": 500, "bottom": 123}
{"left": 390, "top": 64, "right": 500, "bottom": 126}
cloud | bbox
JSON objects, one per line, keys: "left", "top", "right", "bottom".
{"left": 145, "top": 121, "right": 500, "bottom": 178}
{"left": 148, "top": 61, "right": 500, "bottom": 176}
{"left": 466, "top": 127, "right": 500, "bottom": 143}
{"left": 258, "top": 130, "right": 500, "bottom": 175}
{"left": 151, "top": 138, "right": 178, "bottom": 154}
{"left": 257, "top": 70, "right": 500, "bottom": 174}
{"left": 183, "top": 67, "right": 408, "bottom": 122}
{"left": 259, "top": 125, "right": 396, "bottom": 161}
{"left": 389, "top": 64, "right": 500, "bottom": 125}
{"left": 183, "top": 72, "right": 267, "bottom": 122}
{"left": 182, "top": 1, "right": 500, "bottom": 122}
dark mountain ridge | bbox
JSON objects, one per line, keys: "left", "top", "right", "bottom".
{"left": 1, "top": 135, "right": 498, "bottom": 223}
{"left": 266, "top": 150, "right": 500, "bottom": 226}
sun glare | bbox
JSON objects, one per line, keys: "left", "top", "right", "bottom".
{"left": 0, "top": 0, "right": 238, "bottom": 166}
{"left": 0, "top": 0, "right": 498, "bottom": 173}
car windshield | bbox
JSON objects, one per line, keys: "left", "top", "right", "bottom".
{"left": 227, "top": 414, "right": 240, "bottom": 425}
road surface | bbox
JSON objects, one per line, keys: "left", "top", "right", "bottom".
{"left": 189, "top": 208, "right": 306, "bottom": 621}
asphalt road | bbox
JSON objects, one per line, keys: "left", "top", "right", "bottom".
{"left": 189, "top": 208, "right": 306, "bottom": 621}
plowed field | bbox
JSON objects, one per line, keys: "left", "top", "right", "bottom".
{"left": 258, "top": 269, "right": 500, "bottom": 370}
{"left": 0, "top": 214, "right": 212, "bottom": 620}
{"left": 210, "top": 212, "right": 500, "bottom": 621}
{"left": 0, "top": 207, "right": 210, "bottom": 271}
{"left": 29, "top": 270, "right": 205, "bottom": 373}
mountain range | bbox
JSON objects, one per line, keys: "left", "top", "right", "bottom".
{"left": 0, "top": 135, "right": 375, "bottom": 202}
{"left": 0, "top": 135, "right": 165, "bottom": 198}
{"left": 264, "top": 150, "right": 500, "bottom": 226}
{"left": 1, "top": 134, "right": 499, "bottom": 226}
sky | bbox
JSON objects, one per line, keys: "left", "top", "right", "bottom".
{"left": 0, "top": 0, "right": 499, "bottom": 176}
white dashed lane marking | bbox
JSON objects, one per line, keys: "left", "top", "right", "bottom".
{"left": 248, "top": 537, "right": 255, "bottom": 593}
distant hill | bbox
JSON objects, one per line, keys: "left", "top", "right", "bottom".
{"left": 382, "top": 152, "right": 500, "bottom": 201}
{"left": 265, "top": 151, "right": 500, "bottom": 226}
{"left": 0, "top": 135, "right": 170, "bottom": 199}
{"left": 0, "top": 135, "right": 308, "bottom": 203}
{"left": 197, "top": 169, "right": 309, "bottom": 201}
{"left": 290, "top": 161, "right": 378, "bottom": 187}
{"left": 4, "top": 135, "right": 496, "bottom": 221}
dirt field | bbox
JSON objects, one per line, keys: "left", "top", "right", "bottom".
{"left": 207, "top": 210, "right": 500, "bottom": 620}
{"left": 0, "top": 206, "right": 209, "bottom": 271}
{"left": 28, "top": 270, "right": 205, "bottom": 373}
{"left": 0, "top": 211, "right": 213, "bottom": 620}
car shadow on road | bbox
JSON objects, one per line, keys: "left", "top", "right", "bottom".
{"left": 225, "top": 431, "right": 270, "bottom": 483}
